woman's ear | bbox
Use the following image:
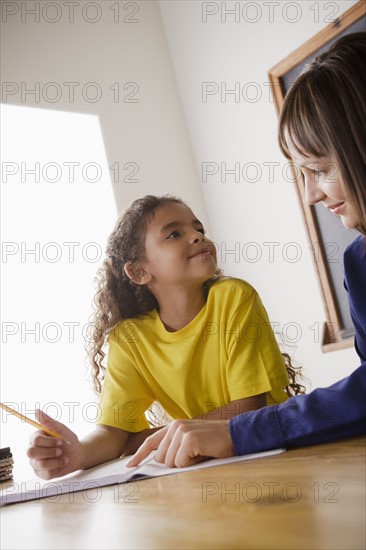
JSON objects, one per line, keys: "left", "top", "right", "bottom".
{"left": 124, "top": 261, "right": 152, "bottom": 285}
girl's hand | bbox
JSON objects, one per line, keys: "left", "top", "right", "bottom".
{"left": 27, "top": 409, "right": 83, "bottom": 480}
{"left": 126, "top": 419, "right": 235, "bottom": 468}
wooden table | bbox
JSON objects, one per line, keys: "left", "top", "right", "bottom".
{"left": 1, "top": 437, "right": 365, "bottom": 550}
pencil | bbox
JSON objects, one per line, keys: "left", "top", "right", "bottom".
{"left": 0, "top": 402, "right": 67, "bottom": 441}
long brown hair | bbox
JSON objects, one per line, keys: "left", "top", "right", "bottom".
{"left": 278, "top": 32, "right": 366, "bottom": 233}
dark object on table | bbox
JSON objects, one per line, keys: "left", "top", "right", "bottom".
{"left": 0, "top": 447, "right": 14, "bottom": 482}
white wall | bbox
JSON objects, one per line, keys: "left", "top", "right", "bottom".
{"left": 159, "top": 0, "right": 361, "bottom": 388}
{"left": 0, "top": 0, "right": 207, "bottom": 220}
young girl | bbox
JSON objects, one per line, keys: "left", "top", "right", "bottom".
{"left": 28, "top": 194, "right": 302, "bottom": 479}
{"left": 128, "top": 31, "right": 366, "bottom": 468}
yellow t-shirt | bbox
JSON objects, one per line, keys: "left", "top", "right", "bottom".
{"left": 97, "top": 278, "right": 289, "bottom": 432}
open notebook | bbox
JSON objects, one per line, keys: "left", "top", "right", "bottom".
{"left": 1, "top": 448, "right": 285, "bottom": 505}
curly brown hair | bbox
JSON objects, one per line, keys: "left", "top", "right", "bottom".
{"left": 87, "top": 194, "right": 305, "bottom": 400}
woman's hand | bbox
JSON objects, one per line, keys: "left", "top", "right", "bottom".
{"left": 127, "top": 419, "right": 236, "bottom": 468}
{"left": 27, "top": 409, "right": 83, "bottom": 480}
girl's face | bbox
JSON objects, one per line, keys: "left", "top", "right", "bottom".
{"left": 141, "top": 202, "right": 217, "bottom": 289}
{"left": 287, "top": 139, "right": 361, "bottom": 229}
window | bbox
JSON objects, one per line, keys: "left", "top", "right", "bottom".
{"left": 1, "top": 104, "right": 117, "bottom": 478}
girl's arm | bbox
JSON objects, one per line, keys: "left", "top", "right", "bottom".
{"left": 195, "top": 394, "right": 267, "bottom": 422}
{"left": 80, "top": 424, "right": 129, "bottom": 469}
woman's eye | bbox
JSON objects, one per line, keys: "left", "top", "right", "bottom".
{"left": 310, "top": 169, "right": 330, "bottom": 180}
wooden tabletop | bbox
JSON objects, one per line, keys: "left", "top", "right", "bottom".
{"left": 1, "top": 436, "right": 365, "bottom": 550}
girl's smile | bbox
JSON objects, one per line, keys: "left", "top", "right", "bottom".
{"left": 188, "top": 247, "right": 213, "bottom": 259}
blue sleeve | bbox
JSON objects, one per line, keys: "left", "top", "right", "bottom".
{"left": 229, "top": 362, "right": 366, "bottom": 454}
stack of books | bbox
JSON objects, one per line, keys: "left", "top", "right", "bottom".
{"left": 0, "top": 447, "right": 13, "bottom": 482}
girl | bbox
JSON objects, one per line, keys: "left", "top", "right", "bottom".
{"left": 128, "top": 31, "right": 366, "bottom": 468}
{"left": 28, "top": 195, "right": 302, "bottom": 479}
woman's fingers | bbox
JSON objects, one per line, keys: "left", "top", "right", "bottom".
{"left": 126, "top": 427, "right": 168, "bottom": 467}
{"left": 127, "top": 420, "right": 235, "bottom": 469}
{"left": 155, "top": 421, "right": 187, "bottom": 466}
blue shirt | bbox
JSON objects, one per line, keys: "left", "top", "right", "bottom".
{"left": 230, "top": 236, "right": 366, "bottom": 454}
{"left": 343, "top": 235, "right": 366, "bottom": 361}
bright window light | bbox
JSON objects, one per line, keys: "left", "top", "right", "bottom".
{"left": 0, "top": 104, "right": 117, "bottom": 479}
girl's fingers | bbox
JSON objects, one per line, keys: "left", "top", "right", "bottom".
{"left": 29, "top": 455, "right": 70, "bottom": 475}
{"left": 35, "top": 408, "right": 74, "bottom": 442}
{"left": 27, "top": 412, "right": 81, "bottom": 480}
{"left": 27, "top": 445, "right": 63, "bottom": 460}
{"left": 29, "top": 430, "right": 63, "bottom": 447}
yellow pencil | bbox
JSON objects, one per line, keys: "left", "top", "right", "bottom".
{"left": 0, "top": 402, "right": 67, "bottom": 441}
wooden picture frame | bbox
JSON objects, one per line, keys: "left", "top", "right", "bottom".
{"left": 268, "top": 0, "right": 365, "bottom": 352}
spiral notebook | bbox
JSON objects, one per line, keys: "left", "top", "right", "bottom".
{"left": 0, "top": 447, "right": 285, "bottom": 505}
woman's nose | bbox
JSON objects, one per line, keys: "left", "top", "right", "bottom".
{"left": 303, "top": 173, "right": 326, "bottom": 205}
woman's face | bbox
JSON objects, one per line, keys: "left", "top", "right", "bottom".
{"left": 287, "top": 139, "right": 361, "bottom": 229}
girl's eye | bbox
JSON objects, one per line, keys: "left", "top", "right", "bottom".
{"left": 167, "top": 230, "right": 180, "bottom": 239}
